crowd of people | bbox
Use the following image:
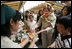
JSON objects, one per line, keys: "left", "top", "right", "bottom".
{"left": 1, "top": 2, "right": 71, "bottom": 48}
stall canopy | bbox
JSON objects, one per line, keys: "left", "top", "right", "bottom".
{"left": 1, "top": 1, "right": 71, "bottom": 13}
{"left": 1, "top": 1, "right": 26, "bottom": 11}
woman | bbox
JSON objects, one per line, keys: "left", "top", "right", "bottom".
{"left": 26, "top": 14, "right": 36, "bottom": 33}
{"left": 31, "top": 5, "right": 55, "bottom": 48}
{"left": 1, "top": 4, "right": 37, "bottom": 48}
{"left": 37, "top": 9, "right": 43, "bottom": 45}
{"left": 37, "top": 9, "right": 43, "bottom": 22}
{"left": 57, "top": 5, "right": 71, "bottom": 18}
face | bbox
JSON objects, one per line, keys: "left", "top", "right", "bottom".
{"left": 27, "top": 13, "right": 30, "bottom": 17}
{"left": 40, "top": 11, "right": 43, "bottom": 15}
{"left": 10, "top": 19, "right": 20, "bottom": 34}
{"left": 57, "top": 23, "right": 66, "bottom": 35}
{"left": 43, "top": 8, "right": 50, "bottom": 17}
{"left": 62, "top": 7, "right": 68, "bottom": 16}
{"left": 29, "top": 16, "right": 33, "bottom": 22}
{"left": 34, "top": 11, "right": 36, "bottom": 14}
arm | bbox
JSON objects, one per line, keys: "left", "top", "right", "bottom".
{"left": 50, "top": 13, "right": 56, "bottom": 28}
{"left": 36, "top": 29, "right": 46, "bottom": 34}
{"left": 28, "top": 40, "right": 36, "bottom": 48}
{"left": 47, "top": 41, "right": 56, "bottom": 48}
{"left": 29, "top": 37, "right": 38, "bottom": 48}
{"left": 36, "top": 27, "right": 52, "bottom": 35}
{"left": 30, "top": 17, "right": 42, "bottom": 32}
{"left": 19, "top": 37, "right": 29, "bottom": 48}
{"left": 35, "top": 17, "right": 42, "bottom": 29}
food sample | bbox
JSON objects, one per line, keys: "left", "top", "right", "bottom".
{"left": 21, "top": 38, "right": 27, "bottom": 42}
{"left": 28, "top": 33, "right": 37, "bottom": 40}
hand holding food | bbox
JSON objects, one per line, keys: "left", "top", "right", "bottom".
{"left": 27, "top": 33, "right": 38, "bottom": 40}
{"left": 21, "top": 37, "right": 29, "bottom": 42}
{"left": 21, "top": 34, "right": 29, "bottom": 42}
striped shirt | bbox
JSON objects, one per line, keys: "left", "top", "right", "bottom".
{"left": 55, "top": 33, "right": 71, "bottom": 48}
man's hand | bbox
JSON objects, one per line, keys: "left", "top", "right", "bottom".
{"left": 47, "top": 41, "right": 56, "bottom": 48}
{"left": 47, "top": 45, "right": 54, "bottom": 48}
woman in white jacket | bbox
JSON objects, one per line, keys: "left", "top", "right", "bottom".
{"left": 1, "top": 4, "right": 38, "bottom": 48}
